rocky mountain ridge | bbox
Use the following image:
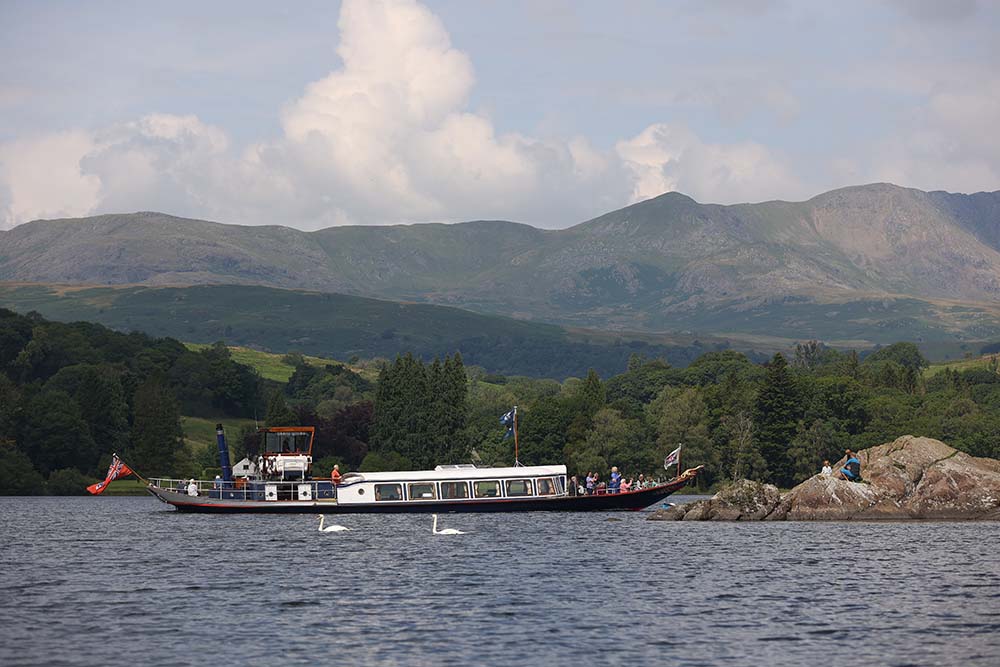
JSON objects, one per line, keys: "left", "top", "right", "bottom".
{"left": 2, "top": 183, "right": 999, "bottom": 342}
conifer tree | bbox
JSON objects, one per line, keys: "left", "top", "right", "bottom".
{"left": 754, "top": 353, "right": 802, "bottom": 487}
{"left": 265, "top": 390, "right": 296, "bottom": 426}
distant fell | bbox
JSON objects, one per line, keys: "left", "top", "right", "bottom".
{"left": 3, "top": 183, "right": 999, "bottom": 343}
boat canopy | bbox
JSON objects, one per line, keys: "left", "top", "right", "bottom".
{"left": 339, "top": 464, "right": 566, "bottom": 485}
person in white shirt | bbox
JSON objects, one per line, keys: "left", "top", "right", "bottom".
{"left": 187, "top": 479, "right": 198, "bottom": 496}
{"left": 821, "top": 460, "right": 833, "bottom": 476}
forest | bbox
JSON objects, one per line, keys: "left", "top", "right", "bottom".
{"left": 2, "top": 307, "right": 999, "bottom": 495}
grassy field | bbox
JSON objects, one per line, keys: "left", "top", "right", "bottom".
{"left": 183, "top": 343, "right": 345, "bottom": 382}
{"left": 924, "top": 353, "right": 1000, "bottom": 378}
{"left": 101, "top": 479, "right": 150, "bottom": 495}
{"left": 181, "top": 414, "right": 258, "bottom": 450}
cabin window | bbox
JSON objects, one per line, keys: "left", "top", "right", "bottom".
{"left": 374, "top": 483, "right": 402, "bottom": 501}
{"left": 408, "top": 482, "right": 436, "bottom": 500}
{"left": 440, "top": 481, "right": 469, "bottom": 499}
{"left": 473, "top": 480, "right": 501, "bottom": 498}
{"left": 505, "top": 479, "right": 533, "bottom": 497}
{"left": 536, "top": 477, "right": 557, "bottom": 496}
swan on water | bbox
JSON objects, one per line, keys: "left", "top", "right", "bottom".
{"left": 318, "top": 515, "right": 350, "bottom": 532}
{"left": 432, "top": 514, "right": 465, "bottom": 535}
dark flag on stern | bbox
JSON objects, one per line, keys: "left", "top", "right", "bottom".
{"left": 500, "top": 408, "right": 516, "bottom": 439}
{"left": 87, "top": 454, "right": 135, "bottom": 495}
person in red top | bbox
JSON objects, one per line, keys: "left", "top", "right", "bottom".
{"left": 331, "top": 464, "right": 342, "bottom": 485}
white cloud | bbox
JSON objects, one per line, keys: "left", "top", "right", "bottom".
{"left": 0, "top": 130, "right": 100, "bottom": 227}
{"left": 0, "top": 0, "right": 899, "bottom": 232}
{"left": 615, "top": 123, "right": 805, "bottom": 204}
{"left": 872, "top": 79, "right": 1000, "bottom": 194}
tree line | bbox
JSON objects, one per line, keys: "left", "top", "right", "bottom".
{"left": 3, "top": 306, "right": 999, "bottom": 495}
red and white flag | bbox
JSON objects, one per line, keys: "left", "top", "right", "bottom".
{"left": 87, "top": 454, "right": 134, "bottom": 494}
{"left": 664, "top": 445, "right": 682, "bottom": 469}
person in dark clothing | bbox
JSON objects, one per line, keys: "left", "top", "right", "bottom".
{"left": 837, "top": 449, "right": 862, "bottom": 482}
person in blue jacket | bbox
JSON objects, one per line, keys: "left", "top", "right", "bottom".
{"left": 837, "top": 449, "right": 862, "bottom": 482}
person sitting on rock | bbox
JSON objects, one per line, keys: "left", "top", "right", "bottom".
{"left": 821, "top": 460, "right": 833, "bottom": 476}
{"left": 836, "top": 450, "right": 862, "bottom": 482}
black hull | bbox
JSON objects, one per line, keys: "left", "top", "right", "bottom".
{"left": 150, "top": 478, "right": 691, "bottom": 514}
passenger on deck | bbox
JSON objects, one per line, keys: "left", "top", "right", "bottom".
{"left": 569, "top": 475, "right": 578, "bottom": 496}
{"left": 213, "top": 475, "right": 222, "bottom": 490}
{"left": 585, "top": 472, "right": 595, "bottom": 495}
{"left": 281, "top": 438, "right": 291, "bottom": 452}
{"left": 836, "top": 450, "right": 862, "bottom": 482}
{"left": 637, "top": 473, "right": 646, "bottom": 488}
{"left": 621, "top": 478, "right": 632, "bottom": 493}
{"left": 186, "top": 479, "right": 198, "bottom": 496}
{"left": 610, "top": 466, "right": 622, "bottom": 494}
{"left": 331, "top": 464, "right": 342, "bottom": 486}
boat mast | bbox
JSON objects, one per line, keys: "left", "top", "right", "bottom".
{"left": 513, "top": 405, "right": 520, "bottom": 466}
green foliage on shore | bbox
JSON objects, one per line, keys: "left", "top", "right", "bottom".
{"left": 2, "top": 306, "right": 999, "bottom": 496}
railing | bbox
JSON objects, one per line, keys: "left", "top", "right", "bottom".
{"left": 149, "top": 478, "right": 334, "bottom": 502}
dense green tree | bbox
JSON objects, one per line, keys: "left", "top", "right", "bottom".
{"left": 47, "top": 468, "right": 95, "bottom": 495}
{"left": 20, "top": 389, "right": 97, "bottom": 475}
{"left": 265, "top": 390, "right": 297, "bottom": 427}
{"left": 130, "top": 377, "right": 184, "bottom": 476}
{"left": 648, "top": 386, "right": 717, "bottom": 488}
{"left": 0, "top": 444, "right": 46, "bottom": 494}
{"left": 0, "top": 308, "right": 32, "bottom": 371}
{"left": 46, "top": 364, "right": 130, "bottom": 457}
{"left": 683, "top": 350, "right": 764, "bottom": 387}
{"left": 864, "top": 342, "right": 928, "bottom": 371}
{"left": 517, "top": 396, "right": 572, "bottom": 466}
{"left": 565, "top": 407, "right": 647, "bottom": 477}
{"left": 605, "top": 358, "right": 676, "bottom": 407}
{"left": 754, "top": 353, "right": 802, "bottom": 487}
{"left": 788, "top": 419, "right": 851, "bottom": 483}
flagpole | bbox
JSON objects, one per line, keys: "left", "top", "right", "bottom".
{"left": 513, "top": 405, "right": 520, "bottom": 466}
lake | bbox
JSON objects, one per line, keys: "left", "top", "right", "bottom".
{"left": 1, "top": 496, "right": 998, "bottom": 666}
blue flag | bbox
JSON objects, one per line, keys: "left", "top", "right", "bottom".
{"left": 500, "top": 409, "right": 515, "bottom": 426}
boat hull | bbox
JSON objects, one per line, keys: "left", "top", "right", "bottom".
{"left": 147, "top": 478, "right": 691, "bottom": 514}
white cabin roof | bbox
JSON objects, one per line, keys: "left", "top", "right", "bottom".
{"left": 340, "top": 464, "right": 566, "bottom": 484}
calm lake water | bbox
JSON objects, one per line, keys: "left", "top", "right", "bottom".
{"left": 1, "top": 495, "right": 998, "bottom": 667}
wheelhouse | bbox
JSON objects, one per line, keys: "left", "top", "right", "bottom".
{"left": 256, "top": 426, "right": 315, "bottom": 481}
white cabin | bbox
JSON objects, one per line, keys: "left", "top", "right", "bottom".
{"left": 335, "top": 464, "right": 567, "bottom": 506}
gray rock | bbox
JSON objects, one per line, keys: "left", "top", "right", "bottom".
{"left": 649, "top": 436, "right": 1000, "bottom": 521}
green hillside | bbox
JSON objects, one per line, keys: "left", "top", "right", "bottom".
{"left": 0, "top": 282, "right": 741, "bottom": 378}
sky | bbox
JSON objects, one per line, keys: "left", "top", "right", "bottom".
{"left": 1, "top": 0, "right": 998, "bottom": 230}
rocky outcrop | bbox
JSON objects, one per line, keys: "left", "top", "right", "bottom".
{"left": 655, "top": 479, "right": 781, "bottom": 521}
{"left": 649, "top": 436, "right": 1000, "bottom": 521}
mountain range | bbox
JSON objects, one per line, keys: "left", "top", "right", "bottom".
{"left": 2, "top": 183, "right": 999, "bottom": 345}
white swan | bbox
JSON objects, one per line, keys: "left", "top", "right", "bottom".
{"left": 318, "top": 514, "right": 350, "bottom": 532}
{"left": 432, "top": 514, "right": 465, "bottom": 535}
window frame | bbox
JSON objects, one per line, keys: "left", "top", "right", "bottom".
{"left": 440, "top": 481, "right": 470, "bottom": 500}
{"left": 473, "top": 480, "right": 501, "bottom": 498}
{"left": 505, "top": 479, "right": 534, "bottom": 497}
{"left": 536, "top": 477, "right": 557, "bottom": 496}
{"left": 407, "top": 482, "right": 437, "bottom": 501}
{"left": 374, "top": 483, "right": 402, "bottom": 501}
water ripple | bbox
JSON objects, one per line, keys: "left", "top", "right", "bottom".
{"left": 1, "top": 496, "right": 998, "bottom": 666}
